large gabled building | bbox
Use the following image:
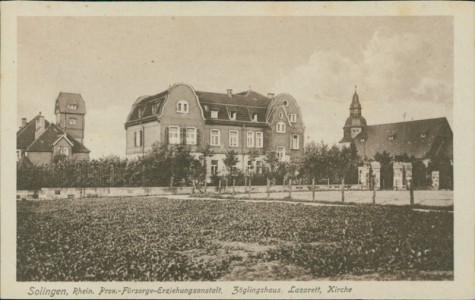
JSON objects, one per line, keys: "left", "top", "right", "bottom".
{"left": 125, "top": 83, "right": 305, "bottom": 176}
{"left": 339, "top": 89, "right": 453, "bottom": 189}
{"left": 339, "top": 90, "right": 453, "bottom": 162}
{"left": 17, "top": 92, "right": 90, "bottom": 166}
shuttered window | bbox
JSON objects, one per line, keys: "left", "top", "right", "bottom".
{"left": 169, "top": 126, "right": 180, "bottom": 144}
{"left": 186, "top": 128, "right": 197, "bottom": 145}
{"left": 134, "top": 129, "right": 143, "bottom": 147}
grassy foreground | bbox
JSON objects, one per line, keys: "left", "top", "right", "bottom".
{"left": 17, "top": 197, "right": 453, "bottom": 281}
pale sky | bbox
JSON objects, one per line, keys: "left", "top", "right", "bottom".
{"left": 17, "top": 16, "right": 453, "bottom": 158}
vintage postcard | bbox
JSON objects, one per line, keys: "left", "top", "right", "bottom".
{"left": 1, "top": 1, "right": 474, "bottom": 299}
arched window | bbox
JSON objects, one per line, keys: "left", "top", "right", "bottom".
{"left": 176, "top": 100, "right": 189, "bottom": 113}
{"left": 276, "top": 121, "right": 286, "bottom": 133}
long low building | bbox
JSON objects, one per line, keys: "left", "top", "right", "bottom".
{"left": 124, "top": 83, "right": 305, "bottom": 176}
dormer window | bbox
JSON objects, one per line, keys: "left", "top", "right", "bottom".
{"left": 152, "top": 103, "right": 159, "bottom": 114}
{"left": 252, "top": 113, "right": 258, "bottom": 122}
{"left": 230, "top": 111, "right": 237, "bottom": 120}
{"left": 211, "top": 110, "right": 218, "bottom": 119}
{"left": 138, "top": 107, "right": 145, "bottom": 118}
{"left": 421, "top": 133, "right": 427, "bottom": 138}
{"left": 67, "top": 104, "right": 77, "bottom": 110}
{"left": 360, "top": 138, "right": 365, "bottom": 143}
{"left": 289, "top": 114, "right": 297, "bottom": 123}
{"left": 276, "top": 121, "right": 286, "bottom": 133}
{"left": 177, "top": 100, "right": 189, "bottom": 113}
{"left": 389, "top": 135, "right": 395, "bottom": 141}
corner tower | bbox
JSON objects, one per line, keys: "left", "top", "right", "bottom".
{"left": 340, "top": 87, "right": 367, "bottom": 143}
{"left": 55, "top": 92, "right": 86, "bottom": 144}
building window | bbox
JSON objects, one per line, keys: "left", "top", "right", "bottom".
{"left": 289, "top": 114, "right": 297, "bottom": 123}
{"left": 252, "top": 113, "right": 258, "bottom": 122}
{"left": 276, "top": 146, "right": 285, "bottom": 161}
{"left": 152, "top": 103, "right": 159, "bottom": 114}
{"left": 211, "top": 110, "right": 218, "bottom": 119}
{"left": 292, "top": 134, "right": 300, "bottom": 150}
{"left": 276, "top": 121, "right": 286, "bottom": 133}
{"left": 186, "top": 127, "right": 197, "bottom": 145}
{"left": 360, "top": 138, "right": 365, "bottom": 143}
{"left": 210, "top": 129, "right": 220, "bottom": 146}
{"left": 138, "top": 107, "right": 145, "bottom": 118}
{"left": 389, "top": 135, "right": 394, "bottom": 141}
{"left": 247, "top": 131, "right": 254, "bottom": 147}
{"left": 421, "top": 133, "right": 427, "bottom": 138}
{"left": 176, "top": 100, "right": 189, "bottom": 113}
{"left": 279, "top": 112, "right": 284, "bottom": 119}
{"left": 134, "top": 129, "right": 143, "bottom": 147}
{"left": 68, "top": 117, "right": 77, "bottom": 125}
{"left": 246, "top": 160, "right": 252, "bottom": 171}
{"left": 230, "top": 111, "right": 237, "bottom": 120}
{"left": 283, "top": 100, "right": 289, "bottom": 106}
{"left": 58, "top": 146, "right": 69, "bottom": 156}
{"left": 16, "top": 150, "right": 21, "bottom": 161}
{"left": 256, "top": 161, "right": 263, "bottom": 174}
{"left": 229, "top": 130, "right": 239, "bottom": 147}
{"left": 203, "top": 105, "right": 209, "bottom": 112}
{"left": 256, "top": 132, "right": 263, "bottom": 148}
{"left": 67, "top": 104, "right": 77, "bottom": 110}
{"left": 168, "top": 126, "right": 180, "bottom": 144}
{"left": 211, "top": 160, "right": 218, "bottom": 175}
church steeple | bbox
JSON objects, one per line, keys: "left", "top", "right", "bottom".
{"left": 339, "top": 86, "right": 367, "bottom": 143}
{"left": 350, "top": 86, "right": 362, "bottom": 117}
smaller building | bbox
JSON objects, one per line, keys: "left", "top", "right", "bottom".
{"left": 17, "top": 92, "right": 90, "bottom": 165}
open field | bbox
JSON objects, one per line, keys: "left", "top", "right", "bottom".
{"left": 17, "top": 197, "right": 453, "bottom": 281}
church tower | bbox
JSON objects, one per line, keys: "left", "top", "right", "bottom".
{"left": 339, "top": 87, "right": 367, "bottom": 143}
{"left": 54, "top": 92, "right": 86, "bottom": 144}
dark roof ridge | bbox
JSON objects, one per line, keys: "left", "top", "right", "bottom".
{"left": 17, "top": 114, "right": 42, "bottom": 136}
{"left": 367, "top": 117, "right": 448, "bottom": 128}
{"left": 200, "top": 102, "right": 268, "bottom": 109}
{"left": 24, "top": 122, "right": 54, "bottom": 151}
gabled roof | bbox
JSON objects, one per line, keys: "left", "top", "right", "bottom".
{"left": 17, "top": 115, "right": 90, "bottom": 153}
{"left": 55, "top": 92, "right": 86, "bottom": 114}
{"left": 352, "top": 117, "right": 452, "bottom": 159}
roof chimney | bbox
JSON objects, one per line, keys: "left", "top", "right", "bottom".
{"left": 35, "top": 112, "right": 45, "bottom": 140}
{"left": 227, "top": 89, "right": 233, "bottom": 98}
{"left": 267, "top": 93, "right": 275, "bottom": 99}
{"left": 21, "top": 118, "right": 27, "bottom": 128}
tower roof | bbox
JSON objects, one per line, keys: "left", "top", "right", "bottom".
{"left": 55, "top": 92, "right": 86, "bottom": 115}
{"left": 350, "top": 91, "right": 362, "bottom": 110}
{"left": 344, "top": 115, "right": 367, "bottom": 128}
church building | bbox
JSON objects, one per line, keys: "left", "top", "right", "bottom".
{"left": 339, "top": 88, "right": 453, "bottom": 189}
